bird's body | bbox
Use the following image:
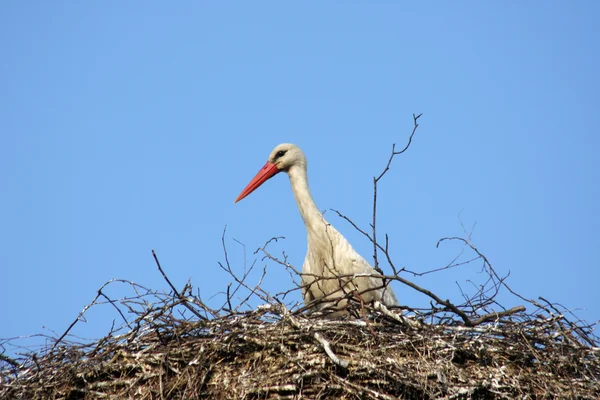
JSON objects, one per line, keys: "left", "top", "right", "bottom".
{"left": 236, "top": 144, "right": 398, "bottom": 313}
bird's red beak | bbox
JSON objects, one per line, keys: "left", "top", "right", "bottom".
{"left": 235, "top": 162, "right": 280, "bottom": 203}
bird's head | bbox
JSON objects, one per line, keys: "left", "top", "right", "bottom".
{"left": 235, "top": 143, "right": 305, "bottom": 203}
{"left": 267, "top": 143, "right": 306, "bottom": 171}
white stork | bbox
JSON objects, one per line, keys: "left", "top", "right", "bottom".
{"left": 235, "top": 143, "right": 398, "bottom": 314}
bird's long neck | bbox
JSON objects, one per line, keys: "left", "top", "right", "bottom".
{"left": 287, "top": 165, "right": 328, "bottom": 235}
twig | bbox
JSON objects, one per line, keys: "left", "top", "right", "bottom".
{"left": 313, "top": 332, "right": 349, "bottom": 368}
{"left": 152, "top": 249, "right": 209, "bottom": 321}
{"left": 372, "top": 113, "right": 422, "bottom": 270}
{"left": 97, "top": 291, "right": 131, "bottom": 329}
{"left": 218, "top": 227, "right": 272, "bottom": 309}
{"left": 0, "top": 353, "right": 19, "bottom": 368}
{"left": 50, "top": 281, "right": 112, "bottom": 351}
{"left": 373, "top": 301, "right": 421, "bottom": 329}
{"left": 470, "top": 306, "right": 526, "bottom": 326}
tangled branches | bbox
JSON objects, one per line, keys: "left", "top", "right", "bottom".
{"left": 1, "top": 284, "right": 599, "bottom": 399}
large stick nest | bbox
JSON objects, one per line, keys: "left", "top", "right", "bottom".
{"left": 1, "top": 292, "right": 599, "bottom": 399}
{"left": 2, "top": 221, "right": 599, "bottom": 399}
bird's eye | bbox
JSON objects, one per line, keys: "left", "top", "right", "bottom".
{"left": 275, "top": 150, "right": 287, "bottom": 159}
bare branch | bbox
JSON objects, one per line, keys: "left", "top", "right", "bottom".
{"left": 152, "top": 249, "right": 212, "bottom": 320}
{"left": 372, "top": 113, "right": 422, "bottom": 270}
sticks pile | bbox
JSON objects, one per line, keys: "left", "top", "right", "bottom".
{"left": 1, "top": 296, "right": 599, "bottom": 399}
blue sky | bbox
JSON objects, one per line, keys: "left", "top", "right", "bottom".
{"left": 1, "top": 2, "right": 599, "bottom": 352}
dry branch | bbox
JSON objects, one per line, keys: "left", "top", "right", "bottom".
{"left": 372, "top": 112, "right": 422, "bottom": 271}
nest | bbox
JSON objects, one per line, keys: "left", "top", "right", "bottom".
{"left": 1, "top": 230, "right": 599, "bottom": 399}
{"left": 1, "top": 292, "right": 599, "bottom": 399}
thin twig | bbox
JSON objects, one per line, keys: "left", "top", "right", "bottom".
{"left": 372, "top": 113, "right": 422, "bottom": 270}
{"left": 152, "top": 249, "right": 208, "bottom": 321}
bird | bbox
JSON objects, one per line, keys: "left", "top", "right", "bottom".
{"left": 235, "top": 143, "right": 398, "bottom": 315}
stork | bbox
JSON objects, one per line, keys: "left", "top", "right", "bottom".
{"left": 235, "top": 143, "right": 398, "bottom": 314}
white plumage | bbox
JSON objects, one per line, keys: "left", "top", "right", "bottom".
{"left": 236, "top": 143, "right": 398, "bottom": 313}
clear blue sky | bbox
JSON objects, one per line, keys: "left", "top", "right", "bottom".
{"left": 2, "top": 3, "right": 599, "bottom": 352}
